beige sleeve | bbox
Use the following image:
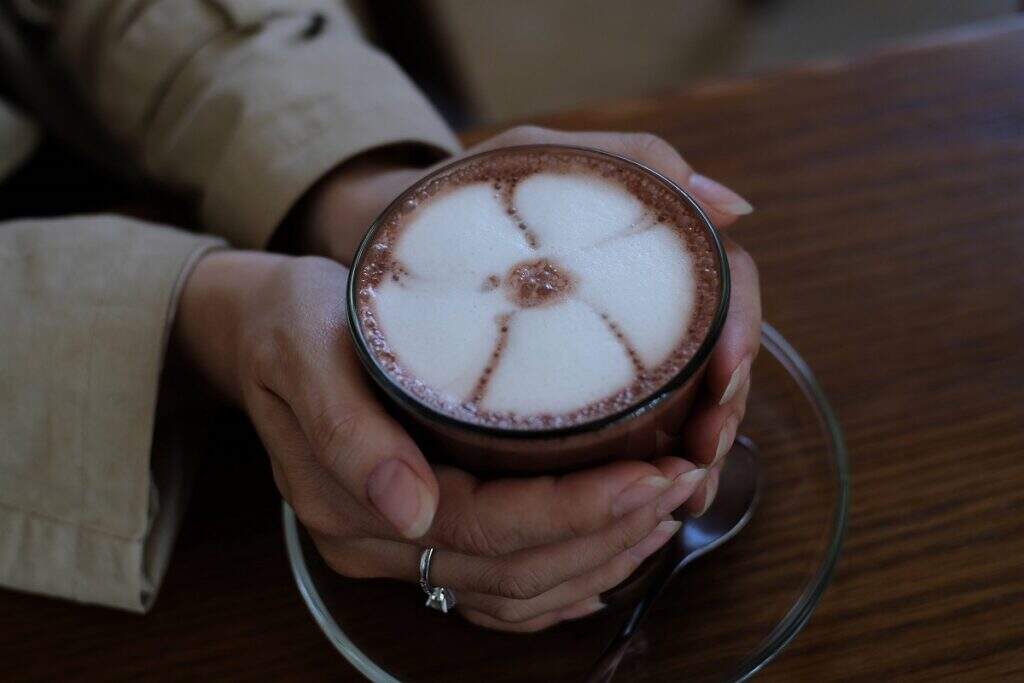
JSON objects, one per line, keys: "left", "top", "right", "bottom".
{"left": 0, "top": 216, "right": 224, "bottom": 612}
{"left": 54, "top": 0, "right": 460, "bottom": 248}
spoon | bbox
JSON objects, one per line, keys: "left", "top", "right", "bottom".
{"left": 587, "top": 436, "right": 762, "bottom": 682}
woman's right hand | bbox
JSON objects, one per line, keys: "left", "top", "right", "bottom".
{"left": 172, "top": 251, "right": 709, "bottom": 631}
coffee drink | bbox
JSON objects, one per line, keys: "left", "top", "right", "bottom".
{"left": 349, "top": 146, "right": 727, "bottom": 472}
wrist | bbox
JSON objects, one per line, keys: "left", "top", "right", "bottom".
{"left": 275, "top": 146, "right": 426, "bottom": 264}
{"left": 172, "top": 250, "right": 288, "bottom": 405}
{"left": 309, "top": 164, "right": 418, "bottom": 263}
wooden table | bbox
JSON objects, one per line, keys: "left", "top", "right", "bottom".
{"left": 4, "top": 18, "right": 1024, "bottom": 682}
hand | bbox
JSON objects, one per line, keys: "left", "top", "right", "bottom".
{"left": 301, "top": 126, "right": 762, "bottom": 512}
{"left": 173, "top": 252, "right": 710, "bottom": 631}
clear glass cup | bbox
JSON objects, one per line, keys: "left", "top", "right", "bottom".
{"left": 284, "top": 323, "right": 851, "bottom": 681}
{"left": 346, "top": 145, "right": 730, "bottom": 473}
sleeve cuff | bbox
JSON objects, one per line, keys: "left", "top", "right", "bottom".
{"left": 199, "top": 46, "right": 460, "bottom": 249}
{"left": 0, "top": 217, "right": 224, "bottom": 611}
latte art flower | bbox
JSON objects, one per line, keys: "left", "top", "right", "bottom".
{"left": 364, "top": 169, "right": 702, "bottom": 423}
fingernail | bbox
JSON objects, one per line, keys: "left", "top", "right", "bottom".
{"left": 695, "top": 471, "right": 720, "bottom": 518}
{"left": 366, "top": 459, "right": 436, "bottom": 538}
{"left": 713, "top": 415, "right": 741, "bottom": 468}
{"left": 560, "top": 596, "right": 606, "bottom": 620}
{"left": 689, "top": 173, "right": 754, "bottom": 215}
{"left": 719, "top": 356, "right": 751, "bottom": 406}
{"left": 655, "top": 469, "right": 707, "bottom": 516}
{"left": 612, "top": 475, "right": 673, "bottom": 518}
{"left": 629, "top": 520, "right": 682, "bottom": 562}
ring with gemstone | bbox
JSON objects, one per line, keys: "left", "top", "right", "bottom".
{"left": 418, "top": 547, "right": 457, "bottom": 614}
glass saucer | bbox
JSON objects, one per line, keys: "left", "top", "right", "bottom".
{"left": 283, "top": 323, "right": 849, "bottom": 682}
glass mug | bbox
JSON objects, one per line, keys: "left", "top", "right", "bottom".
{"left": 346, "top": 145, "right": 730, "bottom": 474}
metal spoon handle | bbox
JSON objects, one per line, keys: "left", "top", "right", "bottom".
{"left": 584, "top": 437, "right": 761, "bottom": 682}
{"left": 585, "top": 568, "right": 673, "bottom": 682}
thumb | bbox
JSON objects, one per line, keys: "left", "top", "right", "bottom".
{"left": 320, "top": 405, "right": 439, "bottom": 540}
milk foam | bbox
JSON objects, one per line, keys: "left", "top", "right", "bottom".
{"left": 356, "top": 150, "right": 720, "bottom": 429}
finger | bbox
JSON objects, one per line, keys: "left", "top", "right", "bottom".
{"left": 647, "top": 456, "right": 720, "bottom": 516}
{"left": 317, "top": 504, "right": 683, "bottom": 619}
{"left": 326, "top": 477, "right": 699, "bottom": 602}
{"left": 657, "top": 457, "right": 723, "bottom": 518}
{"left": 692, "top": 464, "right": 722, "bottom": 518}
{"left": 680, "top": 375, "right": 751, "bottom": 468}
{"left": 459, "top": 596, "right": 605, "bottom": 633}
{"left": 470, "top": 126, "right": 752, "bottom": 226}
{"left": 706, "top": 239, "right": 761, "bottom": 408}
{"left": 312, "top": 535, "right": 413, "bottom": 581}
{"left": 249, "top": 388, "right": 367, "bottom": 535}
{"left": 432, "top": 509, "right": 685, "bottom": 603}
{"left": 265, "top": 318, "right": 439, "bottom": 539}
{"left": 426, "top": 456, "right": 696, "bottom": 556}
{"left": 458, "top": 520, "right": 679, "bottom": 623}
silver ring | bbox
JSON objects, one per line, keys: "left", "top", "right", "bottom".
{"left": 418, "top": 547, "right": 457, "bottom": 613}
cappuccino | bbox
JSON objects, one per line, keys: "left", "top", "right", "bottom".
{"left": 352, "top": 147, "right": 722, "bottom": 436}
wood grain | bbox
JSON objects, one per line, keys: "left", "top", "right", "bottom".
{"left": 3, "top": 17, "right": 1024, "bottom": 682}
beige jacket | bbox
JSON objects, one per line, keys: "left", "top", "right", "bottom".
{"left": 0, "top": 0, "right": 458, "bottom": 612}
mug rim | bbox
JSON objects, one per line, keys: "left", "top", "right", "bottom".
{"left": 346, "top": 144, "right": 731, "bottom": 441}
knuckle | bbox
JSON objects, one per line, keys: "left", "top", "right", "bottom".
{"left": 438, "top": 510, "right": 504, "bottom": 557}
{"left": 485, "top": 563, "right": 545, "bottom": 601}
{"left": 470, "top": 523, "right": 508, "bottom": 558}
{"left": 493, "top": 570, "right": 532, "bottom": 601}
{"left": 498, "top": 576, "right": 538, "bottom": 601}
{"left": 431, "top": 476, "right": 518, "bottom": 556}
{"left": 308, "top": 405, "right": 363, "bottom": 467}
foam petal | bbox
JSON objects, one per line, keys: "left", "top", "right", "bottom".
{"left": 373, "top": 279, "right": 514, "bottom": 401}
{"left": 394, "top": 183, "right": 533, "bottom": 287}
{"left": 563, "top": 225, "right": 695, "bottom": 369}
{"left": 481, "top": 300, "right": 634, "bottom": 415}
{"left": 514, "top": 172, "right": 648, "bottom": 254}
